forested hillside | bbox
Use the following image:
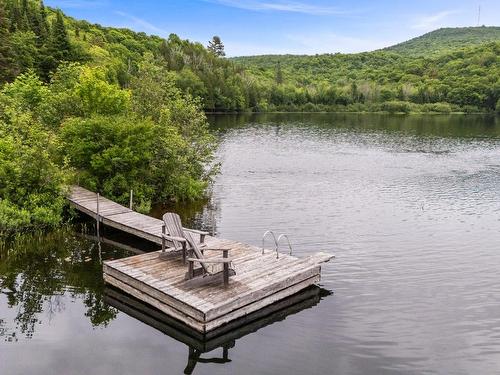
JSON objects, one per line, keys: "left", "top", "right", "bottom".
{"left": 384, "top": 27, "right": 500, "bottom": 56}
{"left": 1, "top": 2, "right": 499, "bottom": 115}
{"left": 0, "top": 0, "right": 254, "bottom": 111}
{"left": 0, "top": 0, "right": 218, "bottom": 231}
{"left": 234, "top": 40, "right": 500, "bottom": 113}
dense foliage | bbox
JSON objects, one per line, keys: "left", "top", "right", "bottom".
{"left": 384, "top": 27, "right": 500, "bottom": 56}
{"left": 234, "top": 40, "right": 500, "bottom": 113}
{"left": 0, "top": 1, "right": 217, "bottom": 231}
{"left": 0, "top": 0, "right": 255, "bottom": 111}
{"left": 1, "top": 2, "right": 499, "bottom": 115}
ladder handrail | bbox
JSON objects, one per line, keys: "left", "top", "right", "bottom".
{"left": 261, "top": 230, "right": 278, "bottom": 255}
{"left": 277, "top": 234, "right": 293, "bottom": 257}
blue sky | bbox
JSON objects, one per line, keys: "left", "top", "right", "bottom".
{"left": 45, "top": 0, "right": 500, "bottom": 56}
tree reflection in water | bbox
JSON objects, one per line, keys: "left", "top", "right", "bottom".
{"left": 0, "top": 226, "right": 133, "bottom": 341}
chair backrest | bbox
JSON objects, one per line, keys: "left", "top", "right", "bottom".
{"left": 163, "top": 212, "right": 212, "bottom": 273}
{"left": 163, "top": 212, "right": 185, "bottom": 250}
{"left": 184, "top": 230, "right": 211, "bottom": 273}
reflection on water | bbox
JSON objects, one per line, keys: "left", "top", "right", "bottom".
{"left": 105, "top": 285, "right": 331, "bottom": 375}
{"left": 0, "top": 227, "right": 129, "bottom": 342}
{"left": 1, "top": 113, "right": 500, "bottom": 374}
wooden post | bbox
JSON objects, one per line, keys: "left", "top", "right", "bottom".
{"left": 129, "top": 189, "right": 133, "bottom": 210}
{"left": 188, "top": 259, "right": 194, "bottom": 279}
{"left": 223, "top": 249, "right": 229, "bottom": 287}
{"left": 182, "top": 242, "right": 187, "bottom": 264}
{"left": 96, "top": 192, "right": 100, "bottom": 236}
{"left": 161, "top": 224, "right": 166, "bottom": 253}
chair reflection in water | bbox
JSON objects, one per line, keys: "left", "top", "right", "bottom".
{"left": 104, "top": 285, "right": 331, "bottom": 374}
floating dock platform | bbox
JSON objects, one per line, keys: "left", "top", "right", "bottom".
{"left": 68, "top": 186, "right": 333, "bottom": 333}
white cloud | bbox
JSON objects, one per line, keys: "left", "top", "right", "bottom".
{"left": 114, "top": 11, "right": 168, "bottom": 36}
{"left": 412, "top": 10, "right": 459, "bottom": 31}
{"left": 208, "top": 0, "right": 347, "bottom": 15}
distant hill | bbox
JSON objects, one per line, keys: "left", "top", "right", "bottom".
{"left": 232, "top": 27, "right": 500, "bottom": 112}
{"left": 383, "top": 26, "right": 500, "bottom": 56}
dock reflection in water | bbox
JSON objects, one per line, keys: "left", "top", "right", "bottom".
{"left": 104, "top": 285, "right": 331, "bottom": 375}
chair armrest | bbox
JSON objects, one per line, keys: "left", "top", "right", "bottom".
{"left": 161, "top": 234, "right": 186, "bottom": 243}
{"left": 183, "top": 228, "right": 209, "bottom": 236}
{"left": 187, "top": 257, "right": 233, "bottom": 264}
{"left": 183, "top": 228, "right": 208, "bottom": 244}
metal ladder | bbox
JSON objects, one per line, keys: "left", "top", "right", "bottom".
{"left": 261, "top": 230, "right": 293, "bottom": 258}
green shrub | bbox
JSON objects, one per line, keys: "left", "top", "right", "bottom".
{"left": 381, "top": 100, "right": 412, "bottom": 113}
{"left": 0, "top": 116, "right": 66, "bottom": 231}
{"left": 424, "top": 102, "right": 452, "bottom": 113}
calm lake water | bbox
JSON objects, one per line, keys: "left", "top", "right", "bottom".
{"left": 1, "top": 113, "right": 500, "bottom": 374}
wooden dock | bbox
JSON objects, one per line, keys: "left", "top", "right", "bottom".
{"left": 68, "top": 186, "right": 334, "bottom": 333}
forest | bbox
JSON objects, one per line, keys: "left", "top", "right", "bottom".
{"left": 0, "top": 0, "right": 216, "bottom": 231}
{"left": 0, "top": 0, "right": 499, "bottom": 231}
{"left": 1, "top": 2, "right": 499, "bottom": 115}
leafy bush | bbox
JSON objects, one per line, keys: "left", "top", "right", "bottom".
{"left": 59, "top": 115, "right": 156, "bottom": 210}
{"left": 0, "top": 113, "right": 66, "bottom": 231}
{"left": 0, "top": 55, "right": 217, "bottom": 230}
{"left": 381, "top": 101, "right": 412, "bottom": 113}
{"left": 423, "top": 102, "right": 452, "bottom": 113}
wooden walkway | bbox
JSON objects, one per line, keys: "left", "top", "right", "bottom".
{"left": 68, "top": 186, "right": 334, "bottom": 333}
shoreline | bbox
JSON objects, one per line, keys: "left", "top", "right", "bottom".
{"left": 206, "top": 111, "right": 496, "bottom": 115}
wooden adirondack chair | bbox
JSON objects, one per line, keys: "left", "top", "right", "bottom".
{"left": 161, "top": 212, "right": 208, "bottom": 262}
{"left": 161, "top": 212, "right": 235, "bottom": 286}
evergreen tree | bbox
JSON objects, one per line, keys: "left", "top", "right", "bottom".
{"left": 275, "top": 62, "right": 283, "bottom": 85}
{"left": 0, "top": 1, "right": 15, "bottom": 82}
{"left": 31, "top": 1, "right": 49, "bottom": 46}
{"left": 49, "top": 10, "right": 72, "bottom": 61}
{"left": 9, "top": 1, "right": 21, "bottom": 31}
{"left": 39, "top": 1, "right": 49, "bottom": 35}
{"left": 18, "top": 0, "right": 30, "bottom": 31}
{"left": 207, "top": 36, "right": 225, "bottom": 57}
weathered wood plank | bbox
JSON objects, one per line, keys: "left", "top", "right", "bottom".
{"left": 205, "top": 274, "right": 320, "bottom": 331}
{"left": 104, "top": 273, "right": 205, "bottom": 332}
{"left": 104, "top": 264, "right": 206, "bottom": 321}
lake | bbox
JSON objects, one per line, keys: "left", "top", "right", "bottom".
{"left": 1, "top": 113, "right": 500, "bottom": 374}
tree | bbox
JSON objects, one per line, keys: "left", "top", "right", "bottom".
{"left": 131, "top": 53, "right": 179, "bottom": 121}
{"left": 275, "top": 62, "right": 283, "bottom": 85}
{"left": 0, "top": 73, "right": 66, "bottom": 230}
{"left": 74, "top": 66, "right": 131, "bottom": 116}
{"left": 207, "top": 36, "right": 225, "bottom": 57}
{"left": 30, "top": 1, "right": 49, "bottom": 46}
{"left": 49, "top": 10, "right": 72, "bottom": 62}
{"left": 0, "top": 1, "right": 15, "bottom": 82}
